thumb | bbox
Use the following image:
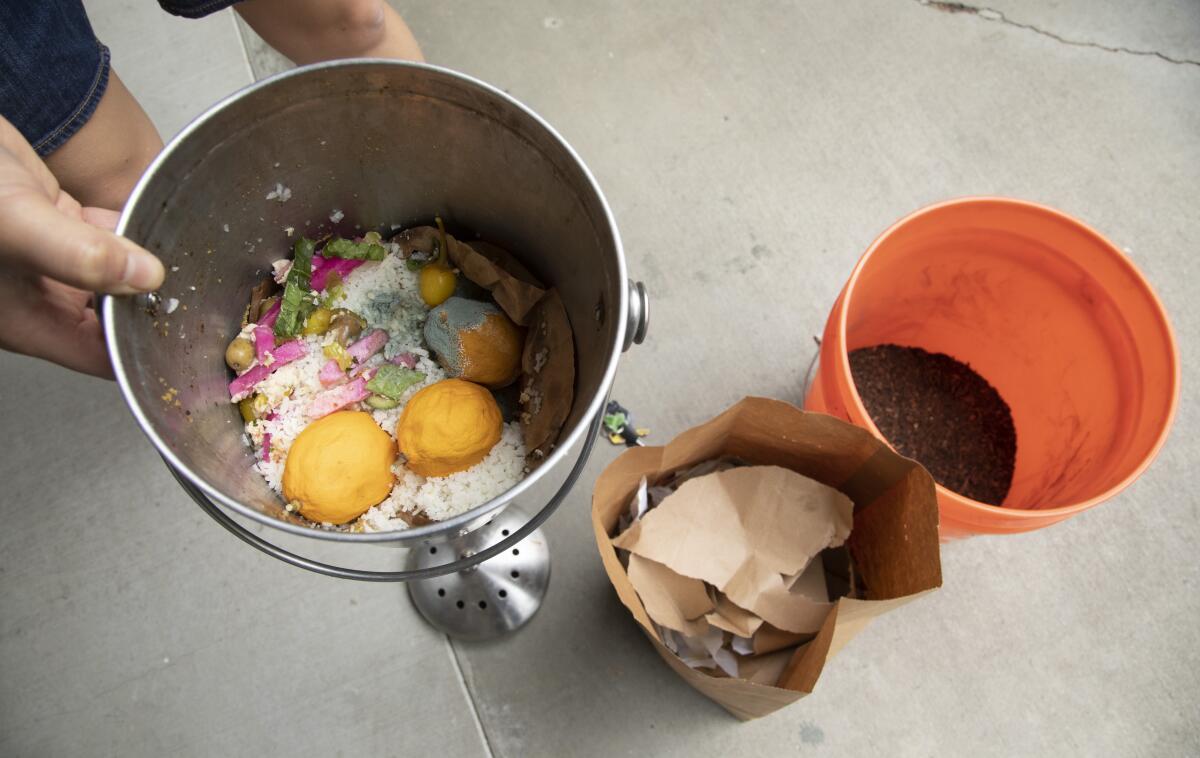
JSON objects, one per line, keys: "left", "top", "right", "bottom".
{"left": 2, "top": 193, "right": 164, "bottom": 294}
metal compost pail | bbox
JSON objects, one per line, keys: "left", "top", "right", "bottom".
{"left": 103, "top": 61, "right": 647, "bottom": 557}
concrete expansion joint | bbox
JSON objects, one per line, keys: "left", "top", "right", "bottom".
{"left": 917, "top": 0, "right": 1200, "bottom": 67}
{"left": 446, "top": 637, "right": 497, "bottom": 758}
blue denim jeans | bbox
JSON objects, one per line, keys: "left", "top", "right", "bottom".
{"left": 0, "top": 0, "right": 240, "bottom": 156}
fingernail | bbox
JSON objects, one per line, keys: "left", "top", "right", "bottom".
{"left": 122, "top": 248, "right": 165, "bottom": 291}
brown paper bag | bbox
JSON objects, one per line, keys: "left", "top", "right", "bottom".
{"left": 591, "top": 397, "right": 942, "bottom": 720}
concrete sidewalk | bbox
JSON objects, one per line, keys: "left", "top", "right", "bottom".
{"left": 2, "top": 1, "right": 1197, "bottom": 756}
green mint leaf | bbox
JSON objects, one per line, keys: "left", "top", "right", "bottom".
{"left": 274, "top": 237, "right": 315, "bottom": 338}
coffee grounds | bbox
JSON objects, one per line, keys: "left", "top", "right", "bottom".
{"left": 848, "top": 345, "right": 1016, "bottom": 506}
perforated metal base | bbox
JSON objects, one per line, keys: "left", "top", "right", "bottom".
{"left": 406, "top": 508, "right": 550, "bottom": 641}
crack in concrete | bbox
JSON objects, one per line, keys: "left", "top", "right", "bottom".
{"left": 919, "top": 0, "right": 1200, "bottom": 67}
{"left": 446, "top": 637, "right": 497, "bottom": 758}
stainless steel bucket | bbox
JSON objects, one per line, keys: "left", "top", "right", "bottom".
{"left": 103, "top": 61, "right": 647, "bottom": 587}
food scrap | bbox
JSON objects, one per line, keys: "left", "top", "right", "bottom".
{"left": 397, "top": 379, "right": 503, "bottom": 477}
{"left": 603, "top": 399, "right": 649, "bottom": 447}
{"left": 222, "top": 219, "right": 575, "bottom": 532}
{"left": 282, "top": 411, "right": 396, "bottom": 524}
{"left": 415, "top": 217, "right": 457, "bottom": 307}
{"left": 424, "top": 298, "right": 523, "bottom": 388}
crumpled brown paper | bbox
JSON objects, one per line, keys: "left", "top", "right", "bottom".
{"left": 614, "top": 465, "right": 852, "bottom": 635}
{"left": 467, "top": 240, "right": 544, "bottom": 288}
{"left": 519, "top": 290, "right": 575, "bottom": 460}
{"left": 395, "top": 226, "right": 575, "bottom": 465}
{"left": 592, "top": 397, "right": 942, "bottom": 721}
{"left": 626, "top": 554, "right": 713, "bottom": 636}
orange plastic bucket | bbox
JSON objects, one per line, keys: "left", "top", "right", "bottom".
{"left": 806, "top": 198, "right": 1179, "bottom": 539}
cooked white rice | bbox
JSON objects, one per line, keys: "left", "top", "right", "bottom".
{"left": 239, "top": 244, "right": 525, "bottom": 532}
{"left": 359, "top": 422, "right": 526, "bottom": 531}
{"left": 265, "top": 183, "right": 292, "bottom": 203}
{"left": 338, "top": 251, "right": 429, "bottom": 361}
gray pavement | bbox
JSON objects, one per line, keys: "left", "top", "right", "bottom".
{"left": 2, "top": 1, "right": 1198, "bottom": 756}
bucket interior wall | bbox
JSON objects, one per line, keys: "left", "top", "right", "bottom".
{"left": 107, "top": 64, "right": 622, "bottom": 528}
{"left": 842, "top": 202, "right": 1174, "bottom": 510}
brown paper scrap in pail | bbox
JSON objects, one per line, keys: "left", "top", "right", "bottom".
{"left": 591, "top": 397, "right": 943, "bottom": 720}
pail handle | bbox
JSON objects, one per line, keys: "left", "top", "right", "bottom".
{"left": 169, "top": 409, "right": 603, "bottom": 582}
{"left": 624, "top": 280, "right": 649, "bottom": 351}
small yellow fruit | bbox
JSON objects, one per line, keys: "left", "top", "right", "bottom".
{"left": 282, "top": 411, "right": 396, "bottom": 524}
{"left": 419, "top": 263, "right": 457, "bottom": 307}
{"left": 397, "top": 379, "right": 502, "bottom": 477}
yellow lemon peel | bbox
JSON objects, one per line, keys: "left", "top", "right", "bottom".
{"left": 282, "top": 411, "right": 396, "bottom": 524}
{"left": 457, "top": 311, "right": 523, "bottom": 388}
{"left": 397, "top": 379, "right": 502, "bottom": 477}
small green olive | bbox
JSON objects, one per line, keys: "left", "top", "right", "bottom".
{"left": 237, "top": 394, "right": 271, "bottom": 422}
{"left": 365, "top": 394, "right": 400, "bottom": 410}
{"left": 303, "top": 307, "right": 333, "bottom": 336}
{"left": 225, "top": 337, "right": 255, "bottom": 371}
{"left": 330, "top": 308, "right": 366, "bottom": 328}
{"left": 328, "top": 309, "right": 366, "bottom": 346}
{"left": 237, "top": 397, "right": 256, "bottom": 422}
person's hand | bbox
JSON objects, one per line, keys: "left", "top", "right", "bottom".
{"left": 0, "top": 116, "right": 163, "bottom": 378}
